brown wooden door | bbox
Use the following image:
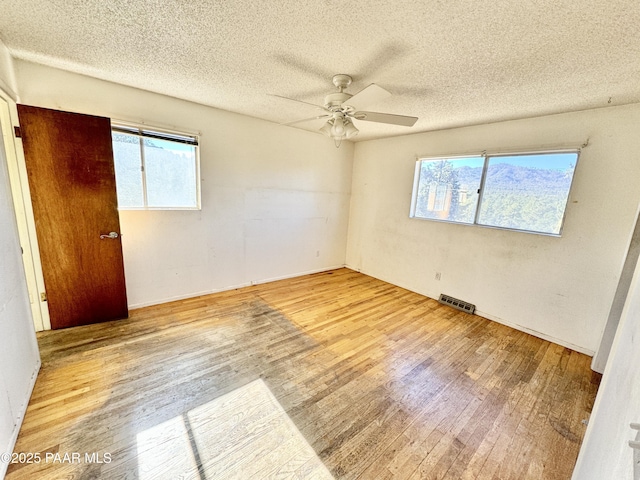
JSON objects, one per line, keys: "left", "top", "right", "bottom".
{"left": 18, "top": 105, "right": 128, "bottom": 329}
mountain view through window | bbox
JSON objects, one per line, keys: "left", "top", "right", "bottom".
{"left": 411, "top": 152, "right": 578, "bottom": 235}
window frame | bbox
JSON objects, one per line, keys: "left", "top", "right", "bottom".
{"left": 111, "top": 122, "right": 201, "bottom": 211}
{"left": 410, "top": 148, "right": 580, "bottom": 236}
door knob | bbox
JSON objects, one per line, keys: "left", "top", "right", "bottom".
{"left": 100, "top": 232, "right": 119, "bottom": 239}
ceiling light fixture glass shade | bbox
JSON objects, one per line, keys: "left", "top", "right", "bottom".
{"left": 319, "top": 119, "right": 334, "bottom": 137}
{"left": 343, "top": 119, "right": 359, "bottom": 139}
{"left": 331, "top": 115, "right": 345, "bottom": 137}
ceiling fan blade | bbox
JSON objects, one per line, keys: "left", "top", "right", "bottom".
{"left": 343, "top": 84, "right": 392, "bottom": 111}
{"left": 353, "top": 111, "right": 418, "bottom": 127}
{"left": 280, "top": 114, "right": 330, "bottom": 127}
{"left": 269, "top": 94, "right": 328, "bottom": 111}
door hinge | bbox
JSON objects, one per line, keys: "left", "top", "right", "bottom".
{"left": 40, "top": 292, "right": 47, "bottom": 302}
{"left": 14, "top": 126, "right": 22, "bottom": 138}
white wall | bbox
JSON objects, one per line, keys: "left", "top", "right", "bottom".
{"left": 14, "top": 60, "right": 353, "bottom": 308}
{"left": 346, "top": 104, "right": 640, "bottom": 354}
{"left": 0, "top": 79, "right": 40, "bottom": 476}
{"left": 572, "top": 243, "right": 640, "bottom": 478}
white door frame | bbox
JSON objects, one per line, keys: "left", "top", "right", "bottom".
{"left": 0, "top": 89, "right": 51, "bottom": 331}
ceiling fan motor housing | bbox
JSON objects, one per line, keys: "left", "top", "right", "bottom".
{"left": 326, "top": 74, "right": 356, "bottom": 111}
{"left": 324, "top": 92, "right": 354, "bottom": 110}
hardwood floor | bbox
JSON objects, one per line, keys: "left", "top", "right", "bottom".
{"left": 6, "top": 268, "right": 600, "bottom": 479}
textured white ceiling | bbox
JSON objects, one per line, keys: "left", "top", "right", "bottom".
{"left": 1, "top": 0, "right": 639, "bottom": 141}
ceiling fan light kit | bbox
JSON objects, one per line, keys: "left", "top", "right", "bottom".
{"left": 321, "top": 114, "right": 359, "bottom": 147}
{"left": 277, "top": 74, "right": 418, "bottom": 147}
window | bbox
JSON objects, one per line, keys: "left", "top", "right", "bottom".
{"left": 410, "top": 150, "right": 579, "bottom": 235}
{"left": 411, "top": 156, "right": 484, "bottom": 224}
{"left": 111, "top": 125, "right": 200, "bottom": 209}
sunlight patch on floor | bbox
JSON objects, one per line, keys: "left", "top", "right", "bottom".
{"left": 136, "top": 379, "right": 334, "bottom": 479}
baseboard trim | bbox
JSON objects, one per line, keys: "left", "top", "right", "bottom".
{"left": 475, "top": 309, "right": 595, "bottom": 356}
{"left": 0, "top": 359, "right": 40, "bottom": 478}
{"left": 343, "top": 265, "right": 594, "bottom": 356}
{"left": 128, "top": 265, "right": 346, "bottom": 310}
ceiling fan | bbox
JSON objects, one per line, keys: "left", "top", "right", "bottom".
{"left": 274, "top": 74, "right": 418, "bottom": 147}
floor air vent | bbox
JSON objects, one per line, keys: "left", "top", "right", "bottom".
{"left": 438, "top": 294, "right": 476, "bottom": 314}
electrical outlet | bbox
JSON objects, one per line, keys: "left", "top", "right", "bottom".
{"left": 435, "top": 272, "right": 441, "bottom": 281}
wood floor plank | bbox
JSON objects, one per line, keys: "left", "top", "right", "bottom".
{"left": 6, "top": 268, "right": 598, "bottom": 479}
